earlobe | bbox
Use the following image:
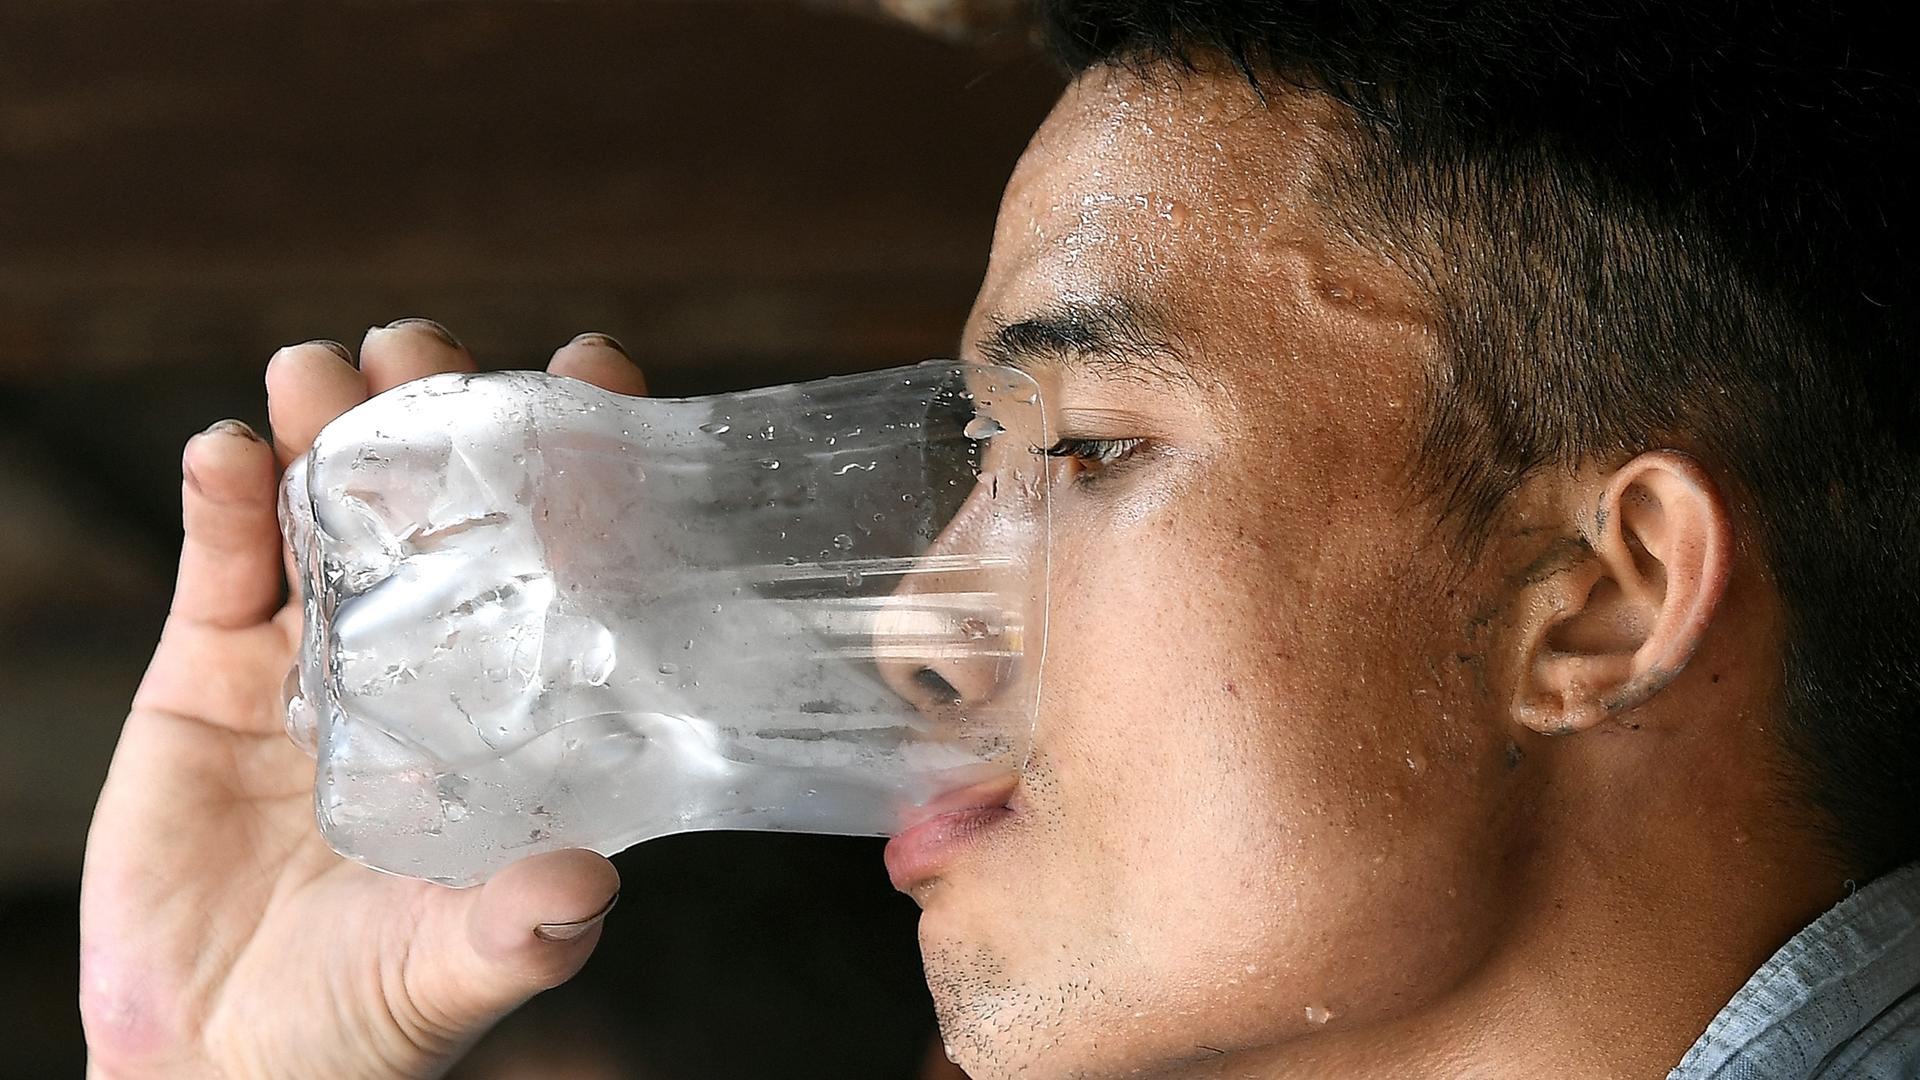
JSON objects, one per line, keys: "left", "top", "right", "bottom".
{"left": 1511, "top": 451, "right": 1734, "bottom": 735}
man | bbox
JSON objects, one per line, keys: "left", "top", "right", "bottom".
{"left": 78, "top": 1, "right": 1920, "bottom": 1077}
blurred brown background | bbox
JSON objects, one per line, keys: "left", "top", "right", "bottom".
{"left": 0, "top": 2, "right": 1060, "bottom": 1075}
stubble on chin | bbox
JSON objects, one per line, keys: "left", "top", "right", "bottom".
{"left": 920, "top": 939, "right": 1121, "bottom": 1080}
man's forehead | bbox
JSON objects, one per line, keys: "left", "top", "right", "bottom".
{"left": 981, "top": 64, "right": 1356, "bottom": 323}
{"left": 970, "top": 65, "right": 1381, "bottom": 366}
{"left": 1001, "top": 64, "right": 1335, "bottom": 224}
{"left": 967, "top": 66, "right": 1432, "bottom": 401}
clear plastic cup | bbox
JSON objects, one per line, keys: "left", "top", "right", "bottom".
{"left": 279, "top": 360, "right": 1049, "bottom": 885}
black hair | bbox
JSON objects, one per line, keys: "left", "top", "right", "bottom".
{"left": 1038, "top": 0, "right": 1920, "bottom": 877}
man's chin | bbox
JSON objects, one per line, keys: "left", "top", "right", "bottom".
{"left": 916, "top": 923, "right": 1144, "bottom": 1080}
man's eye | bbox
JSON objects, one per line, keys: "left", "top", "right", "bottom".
{"left": 1041, "top": 437, "right": 1146, "bottom": 479}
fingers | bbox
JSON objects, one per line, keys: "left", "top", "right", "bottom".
{"left": 266, "top": 328, "right": 641, "bottom": 470}
{"left": 266, "top": 341, "right": 369, "bottom": 468}
{"left": 173, "top": 421, "right": 285, "bottom": 629}
{"left": 409, "top": 850, "right": 621, "bottom": 1033}
{"left": 548, "top": 333, "right": 649, "bottom": 396}
{"left": 360, "top": 318, "right": 478, "bottom": 396}
{"left": 266, "top": 319, "right": 475, "bottom": 466}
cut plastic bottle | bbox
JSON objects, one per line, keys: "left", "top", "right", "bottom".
{"left": 279, "top": 360, "right": 1050, "bottom": 885}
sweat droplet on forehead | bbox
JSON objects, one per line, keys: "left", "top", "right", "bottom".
{"left": 987, "top": 68, "right": 1353, "bottom": 308}
{"left": 976, "top": 63, "right": 1433, "bottom": 381}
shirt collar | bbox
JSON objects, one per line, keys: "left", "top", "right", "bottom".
{"left": 1668, "top": 861, "right": 1920, "bottom": 1079}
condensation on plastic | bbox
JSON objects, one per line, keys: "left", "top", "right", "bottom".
{"left": 278, "top": 361, "right": 1049, "bottom": 885}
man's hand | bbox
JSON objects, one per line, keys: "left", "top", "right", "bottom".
{"left": 79, "top": 322, "right": 651, "bottom": 1079}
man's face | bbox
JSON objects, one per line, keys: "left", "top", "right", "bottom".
{"left": 915, "top": 66, "right": 1531, "bottom": 1076}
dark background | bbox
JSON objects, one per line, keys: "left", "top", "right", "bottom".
{"left": 0, "top": 3, "right": 1061, "bottom": 1075}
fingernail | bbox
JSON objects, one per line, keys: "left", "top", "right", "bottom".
{"left": 534, "top": 890, "right": 619, "bottom": 943}
{"left": 200, "top": 419, "right": 264, "bottom": 442}
{"left": 382, "top": 317, "right": 463, "bottom": 350}
{"left": 302, "top": 339, "right": 353, "bottom": 364}
{"left": 568, "top": 332, "right": 629, "bottom": 357}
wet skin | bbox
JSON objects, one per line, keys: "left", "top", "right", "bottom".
{"left": 902, "top": 63, "right": 1847, "bottom": 1080}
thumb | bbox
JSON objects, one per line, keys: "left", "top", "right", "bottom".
{"left": 411, "top": 849, "right": 620, "bottom": 1036}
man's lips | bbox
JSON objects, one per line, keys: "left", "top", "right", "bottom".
{"left": 883, "top": 775, "right": 1018, "bottom": 892}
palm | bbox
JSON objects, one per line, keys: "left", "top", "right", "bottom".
{"left": 119, "top": 617, "right": 452, "bottom": 1061}
{"left": 80, "top": 327, "right": 643, "bottom": 1079}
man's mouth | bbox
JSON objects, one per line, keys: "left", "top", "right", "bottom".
{"left": 883, "top": 773, "right": 1018, "bottom": 892}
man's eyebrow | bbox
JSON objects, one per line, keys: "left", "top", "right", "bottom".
{"left": 971, "top": 296, "right": 1197, "bottom": 388}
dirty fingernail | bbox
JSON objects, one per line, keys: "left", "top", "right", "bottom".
{"left": 301, "top": 339, "right": 353, "bottom": 364}
{"left": 382, "top": 317, "right": 463, "bottom": 350}
{"left": 200, "top": 419, "right": 263, "bottom": 442}
{"left": 534, "top": 890, "right": 619, "bottom": 943}
{"left": 568, "top": 332, "right": 629, "bottom": 357}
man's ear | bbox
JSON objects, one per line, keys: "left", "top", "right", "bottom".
{"left": 1511, "top": 451, "right": 1734, "bottom": 735}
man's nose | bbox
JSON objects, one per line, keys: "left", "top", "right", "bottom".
{"left": 870, "top": 474, "right": 1023, "bottom": 715}
{"left": 871, "top": 565, "right": 1019, "bottom": 715}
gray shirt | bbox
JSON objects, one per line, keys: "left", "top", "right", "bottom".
{"left": 1669, "top": 862, "right": 1920, "bottom": 1079}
